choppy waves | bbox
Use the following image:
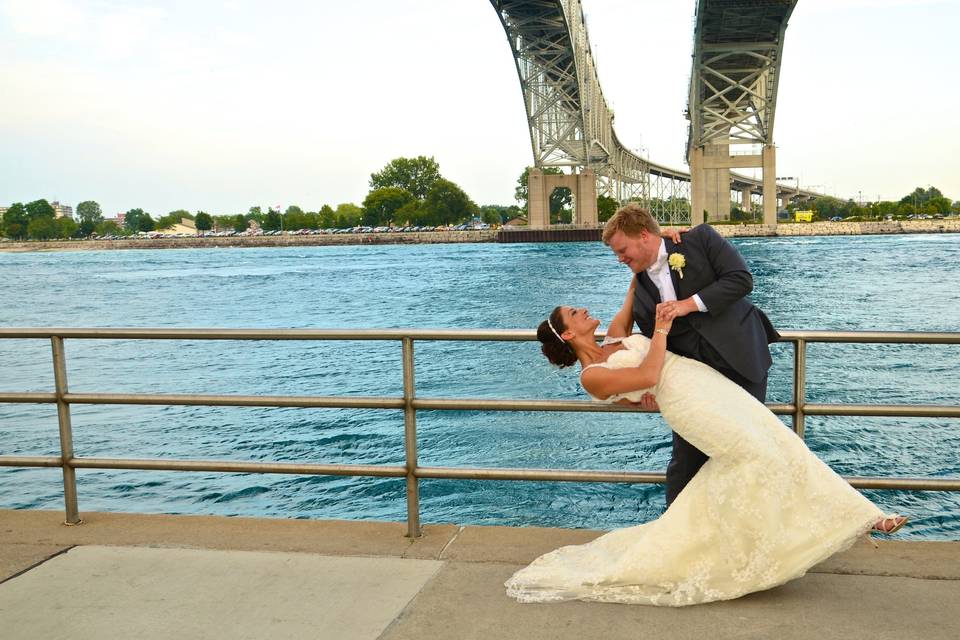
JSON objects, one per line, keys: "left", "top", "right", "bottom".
{"left": 1, "top": 237, "right": 958, "bottom": 537}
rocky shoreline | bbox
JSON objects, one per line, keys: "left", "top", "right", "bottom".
{"left": 0, "top": 220, "right": 956, "bottom": 253}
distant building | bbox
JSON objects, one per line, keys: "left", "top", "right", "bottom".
{"left": 0, "top": 207, "right": 7, "bottom": 219}
{"left": 157, "top": 217, "right": 197, "bottom": 235}
{"left": 107, "top": 212, "right": 126, "bottom": 226}
{"left": 51, "top": 201, "right": 73, "bottom": 219}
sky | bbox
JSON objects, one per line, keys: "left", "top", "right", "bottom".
{"left": 1, "top": 0, "right": 957, "bottom": 218}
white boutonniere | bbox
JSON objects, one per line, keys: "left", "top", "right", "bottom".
{"left": 668, "top": 253, "right": 686, "bottom": 279}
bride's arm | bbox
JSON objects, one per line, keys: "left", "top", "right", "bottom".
{"left": 583, "top": 303, "right": 672, "bottom": 400}
{"left": 605, "top": 279, "right": 636, "bottom": 338}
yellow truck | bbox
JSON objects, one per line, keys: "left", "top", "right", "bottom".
{"left": 794, "top": 210, "right": 814, "bottom": 222}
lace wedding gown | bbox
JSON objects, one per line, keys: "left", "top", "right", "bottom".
{"left": 505, "top": 334, "right": 886, "bottom": 606}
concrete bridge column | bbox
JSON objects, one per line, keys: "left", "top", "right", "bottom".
{"left": 574, "top": 168, "right": 598, "bottom": 225}
{"left": 740, "top": 187, "right": 753, "bottom": 213}
{"left": 703, "top": 142, "right": 731, "bottom": 222}
{"left": 689, "top": 147, "right": 705, "bottom": 226}
{"left": 762, "top": 144, "right": 777, "bottom": 225}
{"left": 527, "top": 169, "right": 549, "bottom": 229}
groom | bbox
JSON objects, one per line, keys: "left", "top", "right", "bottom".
{"left": 603, "top": 203, "right": 779, "bottom": 505}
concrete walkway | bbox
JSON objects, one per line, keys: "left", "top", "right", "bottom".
{"left": 1, "top": 510, "right": 959, "bottom": 640}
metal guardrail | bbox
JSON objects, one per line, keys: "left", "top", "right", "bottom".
{"left": 1, "top": 328, "right": 958, "bottom": 537}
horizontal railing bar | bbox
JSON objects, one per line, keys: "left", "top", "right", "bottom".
{"left": 0, "top": 456, "right": 63, "bottom": 468}
{"left": 415, "top": 466, "right": 666, "bottom": 483}
{"left": 846, "top": 477, "right": 960, "bottom": 491}
{"left": 8, "top": 392, "right": 960, "bottom": 419}
{"left": 0, "top": 328, "right": 536, "bottom": 341}
{"left": 414, "top": 398, "right": 651, "bottom": 413}
{"left": 0, "top": 393, "right": 57, "bottom": 404}
{"left": 778, "top": 330, "right": 960, "bottom": 345}
{"left": 2, "top": 456, "right": 957, "bottom": 491}
{"left": 0, "top": 328, "right": 957, "bottom": 344}
{"left": 64, "top": 393, "right": 405, "bottom": 409}
{"left": 70, "top": 457, "right": 407, "bottom": 477}
{"left": 804, "top": 404, "right": 960, "bottom": 418}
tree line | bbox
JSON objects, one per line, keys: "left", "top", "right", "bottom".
{"left": 727, "top": 186, "right": 959, "bottom": 223}
{"left": 0, "top": 156, "right": 622, "bottom": 241}
{"left": 9, "top": 160, "right": 951, "bottom": 241}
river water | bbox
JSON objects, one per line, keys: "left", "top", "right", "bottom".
{"left": 1, "top": 234, "right": 958, "bottom": 538}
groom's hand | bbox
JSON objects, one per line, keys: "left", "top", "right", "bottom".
{"left": 616, "top": 393, "right": 660, "bottom": 412}
{"left": 659, "top": 298, "right": 698, "bottom": 321}
{"left": 637, "top": 392, "right": 659, "bottom": 412}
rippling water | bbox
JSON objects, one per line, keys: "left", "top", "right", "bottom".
{"left": 1, "top": 235, "right": 958, "bottom": 539}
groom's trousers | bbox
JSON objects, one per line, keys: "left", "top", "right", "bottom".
{"left": 664, "top": 339, "right": 769, "bottom": 507}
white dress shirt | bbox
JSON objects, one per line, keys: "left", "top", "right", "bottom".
{"left": 645, "top": 240, "right": 708, "bottom": 312}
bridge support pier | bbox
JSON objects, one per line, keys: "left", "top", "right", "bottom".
{"left": 689, "top": 148, "right": 705, "bottom": 226}
{"left": 703, "top": 143, "right": 731, "bottom": 223}
{"left": 526, "top": 168, "right": 597, "bottom": 229}
{"left": 740, "top": 187, "right": 753, "bottom": 212}
{"left": 690, "top": 143, "right": 778, "bottom": 227}
{"left": 762, "top": 144, "right": 777, "bottom": 225}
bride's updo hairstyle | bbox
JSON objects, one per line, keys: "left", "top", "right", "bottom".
{"left": 537, "top": 307, "right": 577, "bottom": 368}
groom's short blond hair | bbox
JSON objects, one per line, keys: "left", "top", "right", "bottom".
{"left": 602, "top": 203, "right": 660, "bottom": 244}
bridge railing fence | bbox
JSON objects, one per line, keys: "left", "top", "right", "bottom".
{"left": 0, "top": 327, "right": 958, "bottom": 537}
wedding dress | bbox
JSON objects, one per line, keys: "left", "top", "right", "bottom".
{"left": 505, "top": 334, "right": 886, "bottom": 606}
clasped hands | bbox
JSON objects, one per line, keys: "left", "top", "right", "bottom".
{"left": 616, "top": 302, "right": 676, "bottom": 413}
{"left": 656, "top": 297, "right": 697, "bottom": 323}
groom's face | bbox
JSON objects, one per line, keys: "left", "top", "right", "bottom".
{"left": 608, "top": 229, "right": 657, "bottom": 274}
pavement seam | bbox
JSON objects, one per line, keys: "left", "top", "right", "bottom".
{"left": 0, "top": 544, "right": 75, "bottom": 586}
{"left": 374, "top": 560, "right": 447, "bottom": 640}
{"left": 437, "top": 525, "right": 465, "bottom": 560}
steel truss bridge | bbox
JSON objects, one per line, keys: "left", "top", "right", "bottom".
{"left": 490, "top": 0, "right": 819, "bottom": 226}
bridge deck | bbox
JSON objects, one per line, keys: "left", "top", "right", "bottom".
{"left": 1, "top": 510, "right": 958, "bottom": 640}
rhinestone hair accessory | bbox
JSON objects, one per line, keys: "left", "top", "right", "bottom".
{"left": 546, "top": 317, "right": 565, "bottom": 343}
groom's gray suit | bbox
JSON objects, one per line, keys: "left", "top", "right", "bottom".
{"left": 632, "top": 223, "right": 779, "bottom": 505}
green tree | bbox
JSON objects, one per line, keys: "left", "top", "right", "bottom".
{"left": 27, "top": 217, "right": 57, "bottom": 239}
{"left": 55, "top": 217, "right": 78, "bottom": 239}
{"left": 395, "top": 201, "right": 421, "bottom": 226}
{"left": 75, "top": 200, "right": 104, "bottom": 237}
{"left": 318, "top": 204, "right": 337, "bottom": 228}
{"left": 597, "top": 195, "right": 618, "bottom": 222}
{"left": 370, "top": 156, "right": 441, "bottom": 200}
{"left": 263, "top": 209, "right": 282, "bottom": 231}
{"left": 195, "top": 212, "right": 213, "bottom": 232}
{"left": 232, "top": 214, "right": 247, "bottom": 233}
{"left": 363, "top": 187, "right": 416, "bottom": 226}
{"left": 2, "top": 202, "right": 29, "bottom": 239}
{"left": 282, "top": 206, "right": 316, "bottom": 230}
{"left": 155, "top": 210, "right": 192, "bottom": 231}
{"left": 514, "top": 167, "right": 572, "bottom": 217}
{"left": 94, "top": 220, "right": 122, "bottom": 236}
{"left": 420, "top": 178, "right": 478, "bottom": 226}
{"left": 25, "top": 199, "right": 56, "bottom": 221}
{"left": 479, "top": 204, "right": 509, "bottom": 225}
{"left": 124, "top": 208, "right": 155, "bottom": 232}
{"left": 335, "top": 203, "right": 362, "bottom": 228}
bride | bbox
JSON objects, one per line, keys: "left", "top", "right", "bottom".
{"left": 505, "top": 282, "right": 907, "bottom": 606}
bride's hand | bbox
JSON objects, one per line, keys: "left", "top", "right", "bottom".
{"left": 660, "top": 227, "right": 689, "bottom": 244}
{"left": 655, "top": 302, "right": 674, "bottom": 333}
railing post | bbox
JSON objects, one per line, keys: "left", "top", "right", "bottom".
{"left": 51, "top": 336, "right": 81, "bottom": 525}
{"left": 402, "top": 337, "right": 421, "bottom": 537}
{"left": 793, "top": 338, "right": 806, "bottom": 439}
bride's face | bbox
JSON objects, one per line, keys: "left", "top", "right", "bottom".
{"left": 559, "top": 306, "right": 600, "bottom": 338}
